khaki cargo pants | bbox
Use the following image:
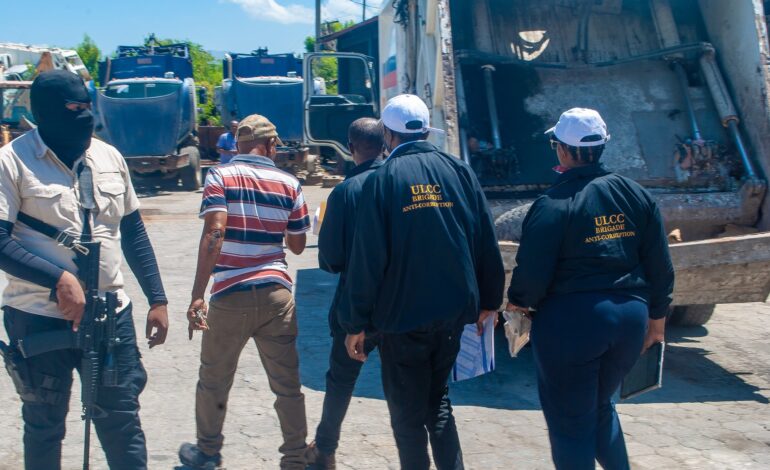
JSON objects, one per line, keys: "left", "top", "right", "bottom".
{"left": 195, "top": 284, "right": 307, "bottom": 469}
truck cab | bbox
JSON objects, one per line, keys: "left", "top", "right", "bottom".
{"left": 217, "top": 49, "right": 310, "bottom": 173}
{"left": 93, "top": 40, "right": 201, "bottom": 190}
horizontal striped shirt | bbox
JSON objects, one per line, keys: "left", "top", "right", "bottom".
{"left": 200, "top": 154, "right": 310, "bottom": 296}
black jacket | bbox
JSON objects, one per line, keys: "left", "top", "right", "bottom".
{"left": 507, "top": 164, "right": 674, "bottom": 319}
{"left": 342, "top": 141, "right": 505, "bottom": 334}
{"left": 318, "top": 158, "right": 382, "bottom": 334}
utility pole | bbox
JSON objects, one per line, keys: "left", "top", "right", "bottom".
{"left": 363, "top": 0, "right": 367, "bottom": 22}
{"left": 315, "top": 0, "right": 321, "bottom": 52}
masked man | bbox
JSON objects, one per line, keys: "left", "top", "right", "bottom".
{"left": 0, "top": 70, "right": 169, "bottom": 469}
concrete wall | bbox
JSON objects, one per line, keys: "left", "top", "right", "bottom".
{"left": 699, "top": 0, "right": 770, "bottom": 229}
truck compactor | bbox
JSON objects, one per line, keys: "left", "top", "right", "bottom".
{"left": 303, "top": 0, "right": 770, "bottom": 326}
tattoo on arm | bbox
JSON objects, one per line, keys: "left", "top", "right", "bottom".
{"left": 192, "top": 213, "right": 227, "bottom": 300}
{"left": 207, "top": 229, "right": 223, "bottom": 253}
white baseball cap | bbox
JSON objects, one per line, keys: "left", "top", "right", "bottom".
{"left": 381, "top": 94, "right": 445, "bottom": 135}
{"left": 546, "top": 108, "right": 610, "bottom": 147}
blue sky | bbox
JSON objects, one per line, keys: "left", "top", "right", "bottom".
{"left": 1, "top": 0, "right": 380, "bottom": 57}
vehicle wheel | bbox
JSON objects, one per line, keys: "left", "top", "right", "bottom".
{"left": 180, "top": 146, "right": 202, "bottom": 191}
{"left": 494, "top": 202, "right": 534, "bottom": 242}
{"left": 668, "top": 304, "right": 715, "bottom": 326}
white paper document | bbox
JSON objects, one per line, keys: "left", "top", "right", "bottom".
{"left": 451, "top": 315, "right": 495, "bottom": 382}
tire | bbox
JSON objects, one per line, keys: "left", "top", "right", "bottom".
{"left": 180, "top": 146, "right": 202, "bottom": 191}
{"left": 668, "top": 304, "right": 715, "bottom": 326}
{"left": 494, "top": 202, "right": 534, "bottom": 241}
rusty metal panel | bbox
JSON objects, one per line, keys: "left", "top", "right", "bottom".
{"left": 699, "top": 0, "right": 770, "bottom": 229}
{"left": 492, "top": 182, "right": 765, "bottom": 242}
{"left": 669, "top": 233, "right": 770, "bottom": 304}
{"left": 498, "top": 232, "right": 770, "bottom": 307}
{"left": 473, "top": 0, "right": 660, "bottom": 64}
{"left": 524, "top": 61, "right": 684, "bottom": 181}
{"left": 632, "top": 108, "right": 727, "bottom": 180}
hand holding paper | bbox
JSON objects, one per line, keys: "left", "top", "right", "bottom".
{"left": 503, "top": 309, "right": 531, "bottom": 357}
{"left": 476, "top": 309, "right": 498, "bottom": 335}
{"left": 452, "top": 313, "right": 496, "bottom": 382}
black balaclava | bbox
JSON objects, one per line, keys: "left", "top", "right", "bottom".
{"left": 30, "top": 70, "right": 94, "bottom": 168}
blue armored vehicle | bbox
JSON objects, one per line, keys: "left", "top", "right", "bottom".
{"left": 93, "top": 39, "right": 203, "bottom": 190}
{"left": 217, "top": 49, "right": 308, "bottom": 172}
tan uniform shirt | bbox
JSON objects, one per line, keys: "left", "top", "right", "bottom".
{"left": 0, "top": 129, "right": 140, "bottom": 318}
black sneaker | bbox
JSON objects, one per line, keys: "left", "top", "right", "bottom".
{"left": 178, "top": 442, "right": 222, "bottom": 470}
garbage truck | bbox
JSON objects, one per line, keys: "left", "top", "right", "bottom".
{"left": 0, "top": 43, "right": 90, "bottom": 81}
{"left": 92, "top": 38, "right": 204, "bottom": 190}
{"left": 302, "top": 0, "right": 770, "bottom": 326}
{"left": 217, "top": 49, "right": 309, "bottom": 174}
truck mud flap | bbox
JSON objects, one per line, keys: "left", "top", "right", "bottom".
{"left": 499, "top": 232, "right": 770, "bottom": 307}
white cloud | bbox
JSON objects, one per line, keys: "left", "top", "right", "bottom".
{"left": 225, "top": 0, "right": 315, "bottom": 25}
{"left": 323, "top": 0, "right": 367, "bottom": 22}
{"left": 225, "top": 0, "right": 378, "bottom": 25}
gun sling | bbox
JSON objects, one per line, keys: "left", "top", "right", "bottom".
{"left": 16, "top": 212, "right": 90, "bottom": 256}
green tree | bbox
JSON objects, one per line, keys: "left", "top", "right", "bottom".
{"left": 304, "top": 20, "right": 356, "bottom": 53}
{"left": 313, "top": 57, "right": 339, "bottom": 95}
{"left": 304, "top": 36, "right": 316, "bottom": 54}
{"left": 304, "top": 20, "right": 357, "bottom": 94}
{"left": 148, "top": 35, "right": 223, "bottom": 125}
{"left": 75, "top": 34, "right": 101, "bottom": 84}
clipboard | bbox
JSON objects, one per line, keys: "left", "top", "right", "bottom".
{"left": 620, "top": 341, "right": 664, "bottom": 400}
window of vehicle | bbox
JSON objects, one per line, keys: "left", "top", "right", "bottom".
{"left": 1, "top": 88, "right": 33, "bottom": 125}
{"left": 103, "top": 81, "right": 180, "bottom": 99}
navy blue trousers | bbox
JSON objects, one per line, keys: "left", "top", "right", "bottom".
{"left": 531, "top": 292, "right": 648, "bottom": 470}
{"left": 314, "top": 332, "right": 378, "bottom": 454}
{"left": 3, "top": 304, "right": 148, "bottom": 470}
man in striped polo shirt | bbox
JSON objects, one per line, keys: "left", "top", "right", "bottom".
{"left": 179, "top": 114, "right": 311, "bottom": 470}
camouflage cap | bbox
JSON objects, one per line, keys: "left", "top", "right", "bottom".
{"left": 236, "top": 114, "right": 284, "bottom": 145}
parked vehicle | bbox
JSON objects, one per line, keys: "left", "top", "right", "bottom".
{"left": 217, "top": 48, "right": 309, "bottom": 174}
{"left": 0, "top": 43, "right": 89, "bottom": 80}
{"left": 1, "top": 80, "right": 34, "bottom": 146}
{"left": 303, "top": 0, "right": 770, "bottom": 326}
{"left": 92, "top": 38, "right": 205, "bottom": 190}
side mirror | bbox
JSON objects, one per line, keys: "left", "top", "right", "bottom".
{"left": 197, "top": 87, "right": 208, "bottom": 105}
